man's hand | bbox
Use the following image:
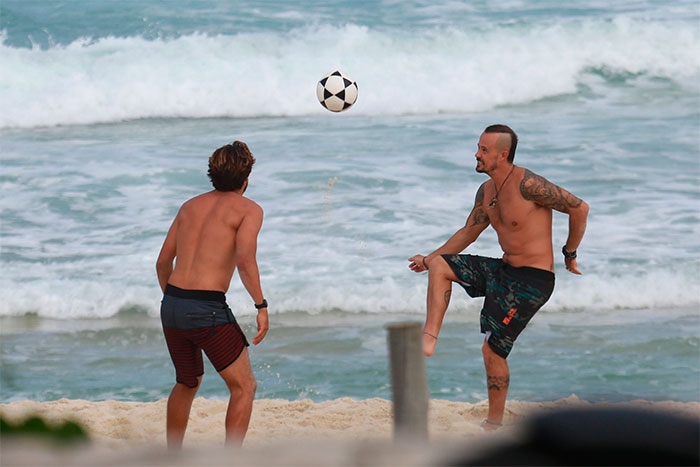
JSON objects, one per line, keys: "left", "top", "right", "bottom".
{"left": 253, "top": 309, "right": 269, "bottom": 345}
{"left": 565, "top": 257, "right": 582, "bottom": 275}
{"left": 408, "top": 255, "right": 428, "bottom": 273}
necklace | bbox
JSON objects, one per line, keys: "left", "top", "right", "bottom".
{"left": 488, "top": 166, "right": 515, "bottom": 208}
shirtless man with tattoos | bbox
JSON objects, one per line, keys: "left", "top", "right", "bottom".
{"left": 408, "top": 124, "right": 589, "bottom": 431}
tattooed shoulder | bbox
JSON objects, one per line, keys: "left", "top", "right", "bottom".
{"left": 475, "top": 182, "right": 486, "bottom": 205}
{"left": 520, "top": 169, "right": 583, "bottom": 213}
{"left": 467, "top": 183, "right": 490, "bottom": 227}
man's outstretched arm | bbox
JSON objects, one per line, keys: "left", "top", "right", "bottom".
{"left": 234, "top": 204, "right": 269, "bottom": 344}
{"left": 520, "top": 169, "right": 589, "bottom": 274}
{"left": 409, "top": 182, "right": 490, "bottom": 272}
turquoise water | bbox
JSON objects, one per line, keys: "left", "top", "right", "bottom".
{"left": 2, "top": 309, "right": 698, "bottom": 403}
{"left": 1, "top": 1, "right": 699, "bottom": 403}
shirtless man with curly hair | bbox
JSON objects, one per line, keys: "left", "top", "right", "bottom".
{"left": 157, "top": 141, "right": 269, "bottom": 448}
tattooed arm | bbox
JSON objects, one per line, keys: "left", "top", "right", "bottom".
{"left": 409, "top": 182, "right": 491, "bottom": 272}
{"left": 520, "top": 169, "right": 589, "bottom": 274}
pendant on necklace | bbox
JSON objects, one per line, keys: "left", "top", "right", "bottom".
{"left": 488, "top": 166, "right": 515, "bottom": 209}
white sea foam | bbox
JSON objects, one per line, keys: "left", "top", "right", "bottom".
{"left": 1, "top": 265, "right": 697, "bottom": 320}
{"left": 1, "top": 16, "right": 698, "bottom": 128}
{"left": 1, "top": 13, "right": 698, "bottom": 320}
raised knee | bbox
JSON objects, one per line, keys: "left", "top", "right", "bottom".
{"left": 428, "top": 256, "right": 450, "bottom": 276}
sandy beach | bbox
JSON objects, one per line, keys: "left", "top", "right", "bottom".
{"left": 2, "top": 396, "right": 698, "bottom": 465}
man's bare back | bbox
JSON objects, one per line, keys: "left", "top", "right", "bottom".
{"left": 162, "top": 190, "right": 263, "bottom": 293}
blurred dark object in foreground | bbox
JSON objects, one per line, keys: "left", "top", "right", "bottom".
{"left": 1, "top": 415, "right": 88, "bottom": 445}
{"left": 458, "top": 407, "right": 699, "bottom": 466}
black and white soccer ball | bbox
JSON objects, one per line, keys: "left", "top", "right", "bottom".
{"left": 316, "top": 70, "right": 358, "bottom": 112}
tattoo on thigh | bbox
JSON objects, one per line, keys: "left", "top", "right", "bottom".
{"left": 487, "top": 375, "right": 510, "bottom": 391}
{"left": 443, "top": 290, "right": 451, "bottom": 306}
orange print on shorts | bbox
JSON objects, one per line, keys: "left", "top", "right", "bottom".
{"left": 502, "top": 308, "right": 518, "bottom": 325}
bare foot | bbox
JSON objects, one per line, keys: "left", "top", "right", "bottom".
{"left": 480, "top": 419, "right": 503, "bottom": 431}
{"left": 422, "top": 332, "right": 437, "bottom": 357}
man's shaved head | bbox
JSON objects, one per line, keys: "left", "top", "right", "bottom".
{"left": 484, "top": 124, "right": 518, "bottom": 162}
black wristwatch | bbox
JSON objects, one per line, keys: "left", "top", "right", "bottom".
{"left": 562, "top": 245, "right": 577, "bottom": 259}
{"left": 254, "top": 299, "right": 268, "bottom": 310}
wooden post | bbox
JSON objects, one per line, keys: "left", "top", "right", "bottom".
{"left": 386, "top": 321, "right": 429, "bottom": 441}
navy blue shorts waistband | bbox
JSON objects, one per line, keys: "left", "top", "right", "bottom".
{"left": 164, "top": 284, "right": 226, "bottom": 303}
{"left": 502, "top": 263, "right": 555, "bottom": 283}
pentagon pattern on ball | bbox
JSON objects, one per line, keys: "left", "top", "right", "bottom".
{"left": 316, "top": 70, "right": 358, "bottom": 112}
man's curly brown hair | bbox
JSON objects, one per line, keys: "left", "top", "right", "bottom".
{"left": 207, "top": 141, "right": 256, "bottom": 191}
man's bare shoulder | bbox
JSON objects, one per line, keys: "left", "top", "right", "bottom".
{"left": 181, "top": 190, "right": 216, "bottom": 204}
{"left": 239, "top": 196, "right": 263, "bottom": 217}
{"left": 178, "top": 191, "right": 261, "bottom": 215}
{"left": 477, "top": 180, "right": 491, "bottom": 190}
{"left": 218, "top": 194, "right": 263, "bottom": 223}
{"left": 475, "top": 180, "right": 493, "bottom": 201}
{"left": 174, "top": 192, "right": 210, "bottom": 216}
{"left": 519, "top": 167, "right": 583, "bottom": 213}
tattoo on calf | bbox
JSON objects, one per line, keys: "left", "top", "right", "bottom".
{"left": 520, "top": 169, "right": 582, "bottom": 213}
{"left": 487, "top": 375, "right": 510, "bottom": 391}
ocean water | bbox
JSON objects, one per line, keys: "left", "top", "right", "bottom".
{"left": 1, "top": 1, "right": 699, "bottom": 404}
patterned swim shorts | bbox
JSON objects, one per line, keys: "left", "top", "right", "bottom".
{"left": 441, "top": 254, "right": 555, "bottom": 359}
{"left": 161, "top": 284, "right": 249, "bottom": 388}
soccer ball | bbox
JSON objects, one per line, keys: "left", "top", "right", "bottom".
{"left": 316, "top": 70, "right": 358, "bottom": 112}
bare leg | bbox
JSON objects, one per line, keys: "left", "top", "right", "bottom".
{"left": 166, "top": 376, "right": 202, "bottom": 450}
{"left": 218, "top": 348, "right": 257, "bottom": 446}
{"left": 482, "top": 339, "right": 509, "bottom": 430}
{"left": 423, "top": 256, "right": 459, "bottom": 356}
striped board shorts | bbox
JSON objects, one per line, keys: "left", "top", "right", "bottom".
{"left": 161, "top": 284, "right": 249, "bottom": 388}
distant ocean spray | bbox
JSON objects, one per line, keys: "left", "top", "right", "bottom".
{"left": 1, "top": 16, "right": 698, "bottom": 128}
